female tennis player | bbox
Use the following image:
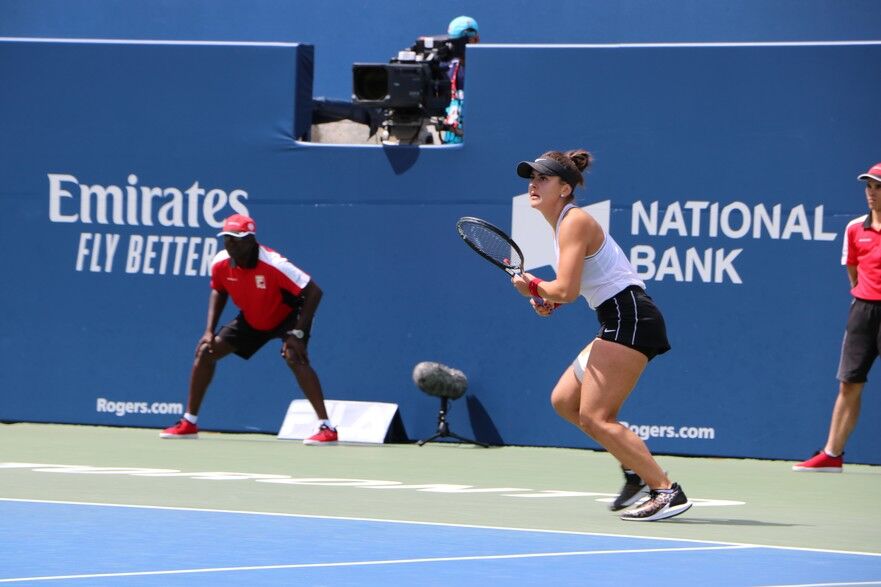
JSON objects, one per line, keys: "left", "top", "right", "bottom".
{"left": 511, "top": 149, "right": 691, "bottom": 521}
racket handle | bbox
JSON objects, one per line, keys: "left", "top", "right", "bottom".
{"left": 532, "top": 296, "right": 547, "bottom": 307}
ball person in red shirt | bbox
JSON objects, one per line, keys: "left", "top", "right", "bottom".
{"left": 793, "top": 162, "right": 881, "bottom": 472}
{"left": 160, "top": 213, "right": 337, "bottom": 444}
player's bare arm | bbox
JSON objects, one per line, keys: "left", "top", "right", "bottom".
{"left": 540, "top": 211, "right": 593, "bottom": 303}
{"left": 847, "top": 264, "right": 858, "bottom": 289}
{"left": 296, "top": 281, "right": 323, "bottom": 331}
{"left": 198, "top": 289, "right": 228, "bottom": 355}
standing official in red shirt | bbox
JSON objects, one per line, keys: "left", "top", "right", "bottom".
{"left": 794, "top": 162, "right": 881, "bottom": 472}
{"left": 161, "top": 213, "right": 337, "bottom": 444}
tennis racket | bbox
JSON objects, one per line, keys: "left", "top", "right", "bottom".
{"left": 456, "top": 216, "right": 546, "bottom": 305}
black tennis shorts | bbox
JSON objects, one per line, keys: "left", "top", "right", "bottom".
{"left": 217, "top": 310, "right": 307, "bottom": 360}
{"left": 837, "top": 297, "right": 881, "bottom": 383}
{"left": 595, "top": 286, "right": 671, "bottom": 361}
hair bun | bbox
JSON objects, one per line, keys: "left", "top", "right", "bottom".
{"left": 565, "top": 149, "right": 592, "bottom": 173}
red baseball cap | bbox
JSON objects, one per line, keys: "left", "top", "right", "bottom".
{"left": 217, "top": 213, "right": 256, "bottom": 237}
{"left": 858, "top": 162, "right": 881, "bottom": 183}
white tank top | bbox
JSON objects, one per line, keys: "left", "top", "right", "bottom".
{"left": 554, "top": 203, "right": 645, "bottom": 309}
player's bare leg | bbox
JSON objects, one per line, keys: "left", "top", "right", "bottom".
{"left": 824, "top": 381, "right": 863, "bottom": 456}
{"left": 576, "top": 339, "right": 670, "bottom": 490}
{"left": 187, "top": 338, "right": 235, "bottom": 415}
{"left": 284, "top": 354, "right": 330, "bottom": 421}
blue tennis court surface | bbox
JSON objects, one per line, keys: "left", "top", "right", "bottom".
{"left": 1, "top": 499, "right": 879, "bottom": 585}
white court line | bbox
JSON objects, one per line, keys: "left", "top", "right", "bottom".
{"left": 1, "top": 497, "right": 880, "bottom": 558}
{"left": 0, "top": 545, "right": 753, "bottom": 583}
{"left": 757, "top": 582, "right": 881, "bottom": 587}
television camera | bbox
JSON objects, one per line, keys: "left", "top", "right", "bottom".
{"left": 351, "top": 34, "right": 467, "bottom": 144}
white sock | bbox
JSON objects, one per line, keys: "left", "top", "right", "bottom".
{"left": 183, "top": 413, "right": 198, "bottom": 424}
{"left": 824, "top": 449, "right": 840, "bottom": 458}
{"left": 319, "top": 419, "right": 334, "bottom": 430}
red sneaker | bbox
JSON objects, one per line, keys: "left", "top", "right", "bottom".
{"left": 792, "top": 450, "right": 842, "bottom": 473}
{"left": 303, "top": 424, "right": 338, "bottom": 445}
{"left": 159, "top": 419, "right": 199, "bottom": 439}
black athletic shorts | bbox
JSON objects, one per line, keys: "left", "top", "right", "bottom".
{"left": 217, "top": 309, "right": 308, "bottom": 360}
{"left": 595, "top": 286, "right": 671, "bottom": 361}
{"left": 837, "top": 297, "right": 881, "bottom": 383}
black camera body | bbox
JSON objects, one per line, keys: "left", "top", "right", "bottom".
{"left": 352, "top": 35, "right": 466, "bottom": 117}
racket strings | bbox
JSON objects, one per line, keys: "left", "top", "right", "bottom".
{"left": 460, "top": 223, "right": 522, "bottom": 269}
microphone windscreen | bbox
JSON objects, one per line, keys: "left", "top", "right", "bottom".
{"left": 412, "top": 361, "right": 468, "bottom": 399}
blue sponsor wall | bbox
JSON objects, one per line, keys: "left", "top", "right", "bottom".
{"left": 1, "top": 2, "right": 880, "bottom": 464}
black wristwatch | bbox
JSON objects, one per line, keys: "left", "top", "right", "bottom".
{"left": 286, "top": 328, "right": 305, "bottom": 340}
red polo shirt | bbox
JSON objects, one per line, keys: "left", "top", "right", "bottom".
{"left": 843, "top": 214, "right": 881, "bottom": 301}
{"left": 210, "top": 245, "right": 311, "bottom": 330}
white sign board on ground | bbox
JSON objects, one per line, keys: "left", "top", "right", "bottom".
{"left": 277, "top": 399, "right": 400, "bottom": 444}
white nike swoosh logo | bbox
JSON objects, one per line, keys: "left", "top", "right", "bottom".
{"left": 604, "top": 329, "right": 616, "bottom": 333}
